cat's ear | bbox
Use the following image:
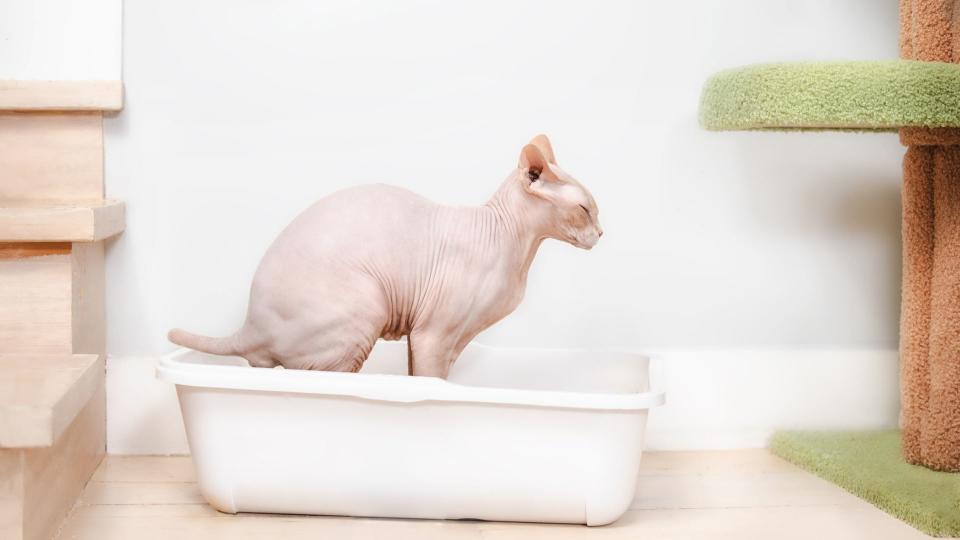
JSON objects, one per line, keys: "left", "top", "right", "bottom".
{"left": 519, "top": 143, "right": 551, "bottom": 182}
{"left": 528, "top": 134, "right": 556, "bottom": 165}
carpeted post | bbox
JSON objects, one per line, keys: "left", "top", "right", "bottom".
{"left": 900, "top": 130, "right": 960, "bottom": 471}
{"left": 926, "top": 143, "right": 960, "bottom": 471}
{"left": 899, "top": 142, "right": 934, "bottom": 466}
{"left": 899, "top": 0, "right": 960, "bottom": 471}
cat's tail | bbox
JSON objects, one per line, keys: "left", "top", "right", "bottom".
{"left": 168, "top": 328, "right": 240, "bottom": 356}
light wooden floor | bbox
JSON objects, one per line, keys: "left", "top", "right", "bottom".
{"left": 57, "top": 450, "right": 939, "bottom": 540}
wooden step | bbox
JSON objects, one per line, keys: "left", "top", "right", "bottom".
{"left": 0, "top": 112, "right": 106, "bottom": 200}
{"left": 0, "top": 354, "right": 102, "bottom": 447}
{"left": 0, "top": 81, "right": 123, "bottom": 111}
{"left": 0, "top": 200, "right": 124, "bottom": 242}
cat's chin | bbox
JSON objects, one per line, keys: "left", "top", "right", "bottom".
{"left": 572, "top": 238, "right": 598, "bottom": 250}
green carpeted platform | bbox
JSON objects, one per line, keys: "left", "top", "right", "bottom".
{"left": 699, "top": 60, "right": 960, "bottom": 131}
{"left": 770, "top": 430, "right": 960, "bottom": 537}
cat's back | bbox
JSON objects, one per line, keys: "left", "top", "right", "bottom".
{"left": 304, "top": 183, "right": 433, "bottom": 224}
{"left": 265, "top": 183, "right": 437, "bottom": 262}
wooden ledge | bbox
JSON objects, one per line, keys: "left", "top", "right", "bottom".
{"left": 0, "top": 80, "right": 123, "bottom": 111}
{"left": 0, "top": 354, "right": 102, "bottom": 447}
{"left": 0, "top": 199, "right": 125, "bottom": 242}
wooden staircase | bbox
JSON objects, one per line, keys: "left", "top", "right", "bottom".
{"left": 0, "top": 81, "right": 124, "bottom": 540}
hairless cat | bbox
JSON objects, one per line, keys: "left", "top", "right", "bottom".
{"left": 169, "top": 135, "right": 602, "bottom": 378}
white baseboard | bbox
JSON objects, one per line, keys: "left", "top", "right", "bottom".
{"left": 106, "top": 348, "right": 900, "bottom": 455}
{"left": 643, "top": 349, "right": 900, "bottom": 450}
{"left": 107, "top": 355, "right": 190, "bottom": 455}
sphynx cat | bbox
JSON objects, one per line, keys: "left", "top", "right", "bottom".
{"left": 169, "top": 135, "right": 602, "bottom": 378}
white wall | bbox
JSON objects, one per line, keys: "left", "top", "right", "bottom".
{"left": 0, "top": 0, "right": 121, "bottom": 79}
{"left": 103, "top": 0, "right": 906, "bottom": 453}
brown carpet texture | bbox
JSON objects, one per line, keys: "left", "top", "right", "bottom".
{"left": 900, "top": 0, "right": 960, "bottom": 62}
{"left": 899, "top": 0, "right": 960, "bottom": 471}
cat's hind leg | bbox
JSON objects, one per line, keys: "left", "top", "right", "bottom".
{"left": 302, "top": 338, "right": 376, "bottom": 373}
{"left": 254, "top": 273, "right": 390, "bottom": 372}
{"left": 276, "top": 316, "right": 384, "bottom": 373}
{"left": 243, "top": 350, "right": 280, "bottom": 368}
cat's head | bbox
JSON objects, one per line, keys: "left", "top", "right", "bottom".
{"left": 518, "top": 135, "right": 603, "bottom": 250}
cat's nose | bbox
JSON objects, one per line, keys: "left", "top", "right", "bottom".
{"left": 598, "top": 229, "right": 604, "bottom": 237}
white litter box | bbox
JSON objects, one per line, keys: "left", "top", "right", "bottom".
{"left": 157, "top": 341, "right": 664, "bottom": 526}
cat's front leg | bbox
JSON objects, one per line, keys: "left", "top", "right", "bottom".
{"left": 407, "top": 328, "right": 464, "bottom": 379}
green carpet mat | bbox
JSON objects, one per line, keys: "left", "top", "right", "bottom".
{"left": 770, "top": 430, "right": 960, "bottom": 537}
{"left": 699, "top": 60, "right": 960, "bottom": 131}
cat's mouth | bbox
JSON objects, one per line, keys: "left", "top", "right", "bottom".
{"left": 574, "top": 235, "right": 599, "bottom": 250}
{"left": 564, "top": 225, "right": 601, "bottom": 250}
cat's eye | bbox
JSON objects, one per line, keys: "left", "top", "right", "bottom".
{"left": 578, "top": 204, "right": 590, "bottom": 216}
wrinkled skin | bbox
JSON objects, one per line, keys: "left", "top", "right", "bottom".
{"left": 169, "top": 135, "right": 602, "bottom": 378}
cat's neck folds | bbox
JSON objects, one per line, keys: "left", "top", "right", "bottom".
{"left": 485, "top": 173, "right": 548, "bottom": 243}
{"left": 482, "top": 173, "right": 548, "bottom": 274}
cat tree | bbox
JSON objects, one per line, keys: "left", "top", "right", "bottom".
{"left": 700, "top": 0, "right": 960, "bottom": 534}
{"left": 0, "top": 81, "right": 124, "bottom": 540}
